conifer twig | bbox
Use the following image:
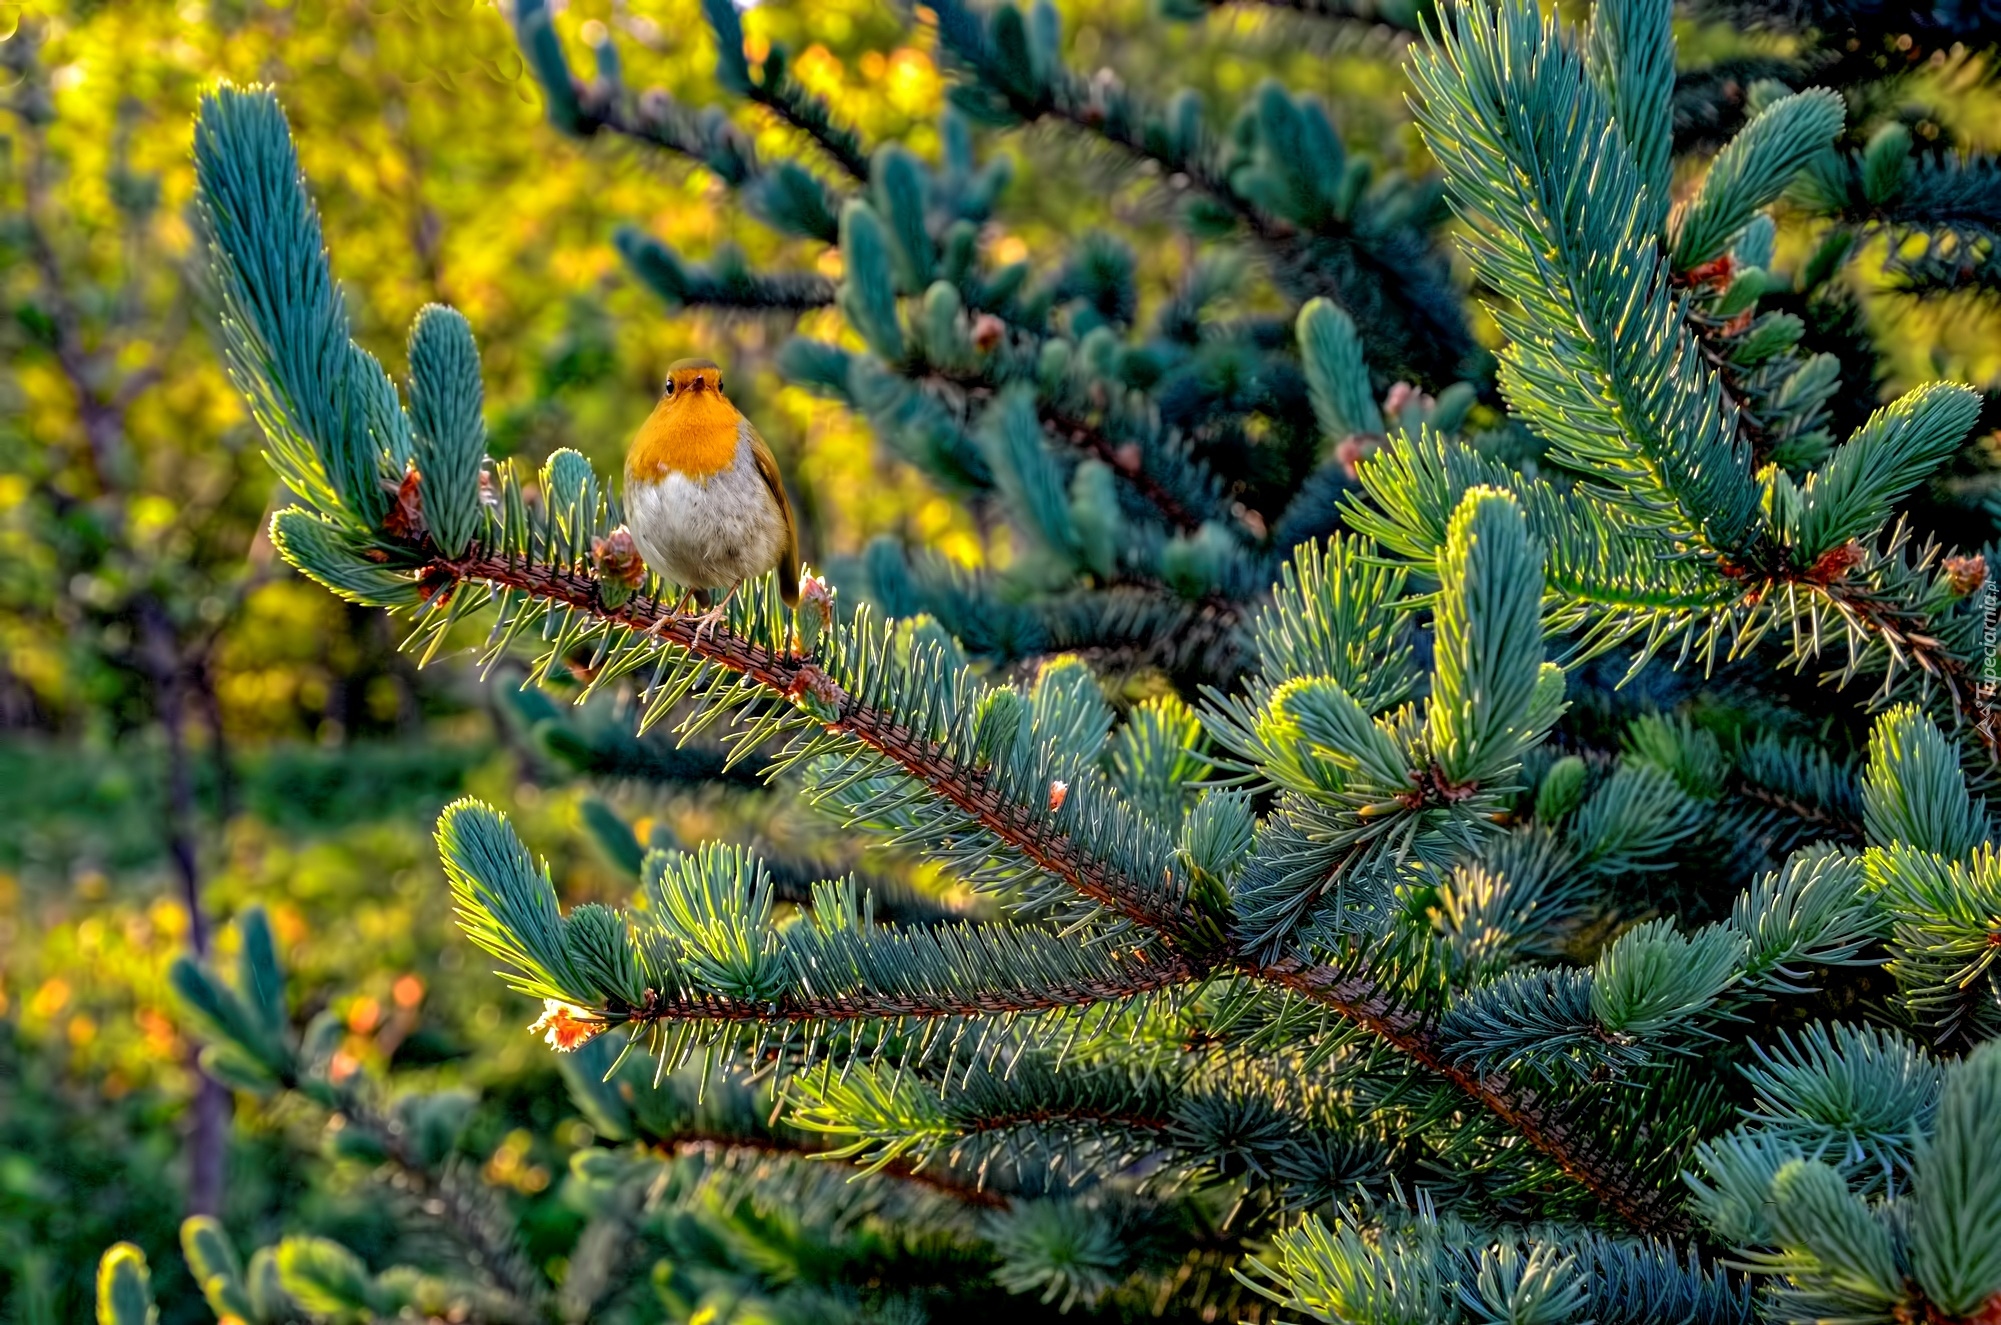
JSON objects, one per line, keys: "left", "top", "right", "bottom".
{"left": 1182, "top": 0, "right": 1423, "bottom": 28}
{"left": 603, "top": 961, "right": 1203, "bottom": 1025}
{"left": 1251, "top": 956, "right": 1692, "bottom": 1236}
{"left": 932, "top": 370, "right": 1210, "bottom": 533}
{"left": 332, "top": 1097, "right": 548, "bottom": 1314}
{"left": 422, "top": 548, "right": 1691, "bottom": 1238}
{"left": 661, "top": 1135, "right": 1011, "bottom": 1208}
{"left": 745, "top": 79, "right": 872, "bottom": 184}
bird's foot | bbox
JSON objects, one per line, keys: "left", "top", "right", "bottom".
{"left": 642, "top": 591, "right": 699, "bottom": 642}
{"left": 688, "top": 597, "right": 732, "bottom": 646}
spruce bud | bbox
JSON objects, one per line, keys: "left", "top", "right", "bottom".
{"left": 1535, "top": 755, "right": 1588, "bottom": 821}
{"left": 973, "top": 687, "right": 1027, "bottom": 768}
{"left": 592, "top": 528, "right": 647, "bottom": 609}
{"left": 795, "top": 572, "right": 835, "bottom": 656}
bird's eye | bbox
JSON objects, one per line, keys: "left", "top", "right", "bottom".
{"left": 663, "top": 380, "right": 675, "bottom": 397}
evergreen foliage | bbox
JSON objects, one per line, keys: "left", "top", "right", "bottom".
{"left": 506, "top": 0, "right": 1498, "bottom": 693}
{"left": 97, "top": 0, "right": 2001, "bottom": 1319}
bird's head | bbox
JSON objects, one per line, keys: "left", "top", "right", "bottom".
{"left": 665, "top": 357, "right": 725, "bottom": 397}
{"left": 628, "top": 358, "right": 743, "bottom": 480}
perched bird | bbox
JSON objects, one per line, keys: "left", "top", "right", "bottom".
{"left": 621, "top": 358, "right": 800, "bottom": 637}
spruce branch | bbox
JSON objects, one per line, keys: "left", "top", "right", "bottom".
{"left": 433, "top": 548, "right": 1208, "bottom": 940}
{"left": 511, "top": 0, "right": 843, "bottom": 244}
{"left": 186, "top": 65, "right": 1952, "bottom": 1294}
{"left": 701, "top": 0, "right": 873, "bottom": 184}
{"left": 169, "top": 910, "right": 549, "bottom": 1317}
{"left": 617, "top": 229, "right": 838, "bottom": 313}
{"left": 928, "top": 0, "right": 1472, "bottom": 384}
{"left": 1040, "top": 400, "right": 1208, "bottom": 535}
{"left": 1252, "top": 954, "right": 1693, "bottom": 1235}
{"left": 658, "top": 1133, "right": 1012, "bottom": 1208}
{"left": 921, "top": 363, "right": 1214, "bottom": 534}
{"left": 1807, "top": 143, "right": 2001, "bottom": 236}
{"left": 1409, "top": 0, "right": 1762, "bottom": 556}
{"left": 591, "top": 957, "right": 1203, "bottom": 1026}
{"left": 342, "top": 1110, "right": 548, "bottom": 1315}
{"left": 1349, "top": 429, "right": 1993, "bottom": 760}
{"left": 1164, "top": 0, "right": 1426, "bottom": 31}
{"left": 403, "top": 546, "right": 1684, "bottom": 1236}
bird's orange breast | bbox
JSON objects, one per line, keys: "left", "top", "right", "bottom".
{"left": 626, "top": 391, "right": 742, "bottom": 481}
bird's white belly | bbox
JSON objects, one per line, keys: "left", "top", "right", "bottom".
{"left": 623, "top": 440, "right": 784, "bottom": 593}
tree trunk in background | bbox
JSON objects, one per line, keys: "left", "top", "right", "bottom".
{"left": 139, "top": 598, "right": 228, "bottom": 1216}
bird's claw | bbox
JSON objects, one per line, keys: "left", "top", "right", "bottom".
{"left": 688, "top": 602, "right": 729, "bottom": 647}
{"left": 641, "top": 591, "right": 699, "bottom": 644}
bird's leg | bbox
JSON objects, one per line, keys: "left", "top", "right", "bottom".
{"left": 644, "top": 587, "right": 701, "bottom": 640}
{"left": 688, "top": 585, "right": 736, "bottom": 646}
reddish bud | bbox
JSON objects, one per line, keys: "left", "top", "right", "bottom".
{"left": 591, "top": 527, "right": 649, "bottom": 590}
{"left": 529, "top": 999, "right": 605, "bottom": 1053}
{"left": 1382, "top": 382, "right": 1433, "bottom": 418}
{"left": 384, "top": 464, "right": 426, "bottom": 540}
{"left": 972, "top": 313, "right": 1006, "bottom": 352}
{"left": 1335, "top": 434, "right": 1379, "bottom": 480}
{"left": 1807, "top": 542, "right": 1865, "bottom": 584}
{"left": 1048, "top": 780, "right": 1070, "bottom": 812}
{"left": 1945, "top": 553, "right": 1988, "bottom": 597}
{"left": 785, "top": 661, "right": 843, "bottom": 714}
{"left": 794, "top": 572, "right": 836, "bottom": 656}
{"left": 1682, "top": 253, "right": 1735, "bottom": 289}
{"left": 798, "top": 571, "right": 835, "bottom": 621}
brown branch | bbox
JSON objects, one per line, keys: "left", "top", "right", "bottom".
{"left": 425, "top": 548, "right": 1688, "bottom": 1238}
{"left": 940, "top": 46, "right": 1471, "bottom": 386}
{"left": 325, "top": 1096, "right": 546, "bottom": 1314}
{"left": 1723, "top": 549, "right": 2000, "bottom": 763}
{"left": 955, "top": 1103, "right": 1173, "bottom": 1136}
{"left": 1731, "top": 778, "right": 1865, "bottom": 842}
{"left": 745, "top": 81, "right": 873, "bottom": 185}
{"left": 1251, "top": 956, "right": 1692, "bottom": 1236}
{"left": 444, "top": 550, "right": 1206, "bottom": 938}
{"left": 660, "top": 1134, "right": 1010, "bottom": 1209}
{"left": 929, "top": 371, "right": 1211, "bottom": 534}
{"left": 608, "top": 954, "right": 1204, "bottom": 1027}
{"left": 1041, "top": 403, "right": 1207, "bottom": 534}
{"left": 1813, "top": 576, "right": 1999, "bottom": 761}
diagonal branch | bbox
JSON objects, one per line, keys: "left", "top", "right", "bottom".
{"left": 660, "top": 1134, "right": 1011, "bottom": 1208}
{"left": 746, "top": 79, "right": 872, "bottom": 184}
{"left": 1252, "top": 956, "right": 1691, "bottom": 1235}
{"left": 440, "top": 550, "right": 1207, "bottom": 938}
{"left": 610, "top": 956, "right": 1202, "bottom": 1026}
{"left": 1177, "top": 0, "right": 1424, "bottom": 32}
{"left": 424, "top": 547, "right": 1690, "bottom": 1238}
{"left": 917, "top": 366, "right": 1217, "bottom": 535}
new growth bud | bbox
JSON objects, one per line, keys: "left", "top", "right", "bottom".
{"left": 528, "top": 999, "right": 604, "bottom": 1053}
{"left": 591, "top": 527, "right": 648, "bottom": 609}
{"left": 795, "top": 571, "right": 835, "bottom": 656}
{"left": 1946, "top": 554, "right": 1988, "bottom": 598}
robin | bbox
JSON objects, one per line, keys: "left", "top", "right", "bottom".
{"left": 621, "top": 358, "right": 800, "bottom": 638}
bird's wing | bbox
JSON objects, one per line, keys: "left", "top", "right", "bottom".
{"left": 746, "top": 422, "right": 801, "bottom": 608}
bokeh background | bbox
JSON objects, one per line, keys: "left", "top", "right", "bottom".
{"left": 2, "top": 0, "right": 1997, "bottom": 1319}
